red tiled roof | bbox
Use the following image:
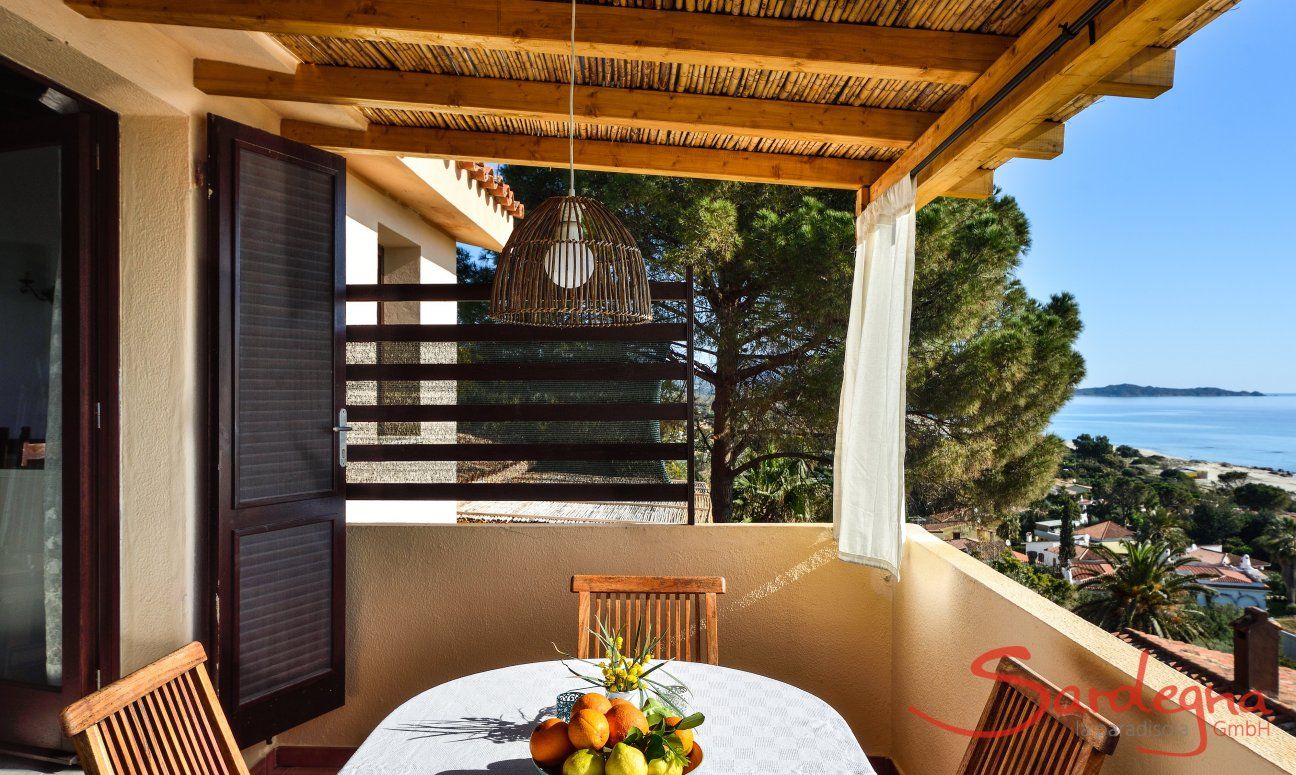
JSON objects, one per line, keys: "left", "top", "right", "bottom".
{"left": 1068, "top": 560, "right": 1114, "bottom": 581}
{"left": 1011, "top": 550, "right": 1030, "bottom": 562}
{"left": 1185, "top": 546, "right": 1269, "bottom": 570}
{"left": 1117, "top": 629, "right": 1296, "bottom": 734}
{"left": 1179, "top": 564, "right": 1262, "bottom": 585}
{"left": 1075, "top": 520, "right": 1134, "bottom": 540}
{"left": 455, "top": 161, "right": 525, "bottom": 218}
{"left": 1045, "top": 545, "right": 1103, "bottom": 561}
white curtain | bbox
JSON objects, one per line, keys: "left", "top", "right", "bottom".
{"left": 44, "top": 267, "right": 63, "bottom": 686}
{"left": 833, "top": 177, "right": 916, "bottom": 578}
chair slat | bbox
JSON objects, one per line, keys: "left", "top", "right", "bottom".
{"left": 955, "top": 657, "right": 1120, "bottom": 775}
{"left": 161, "top": 680, "right": 209, "bottom": 773}
{"left": 571, "top": 576, "right": 724, "bottom": 665}
{"left": 170, "top": 676, "right": 215, "bottom": 772}
{"left": 123, "top": 703, "right": 160, "bottom": 773}
{"left": 104, "top": 713, "right": 140, "bottom": 775}
{"left": 144, "top": 692, "right": 185, "bottom": 775}
{"left": 61, "top": 642, "right": 249, "bottom": 775}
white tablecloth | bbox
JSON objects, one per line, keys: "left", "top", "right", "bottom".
{"left": 341, "top": 661, "right": 875, "bottom": 774}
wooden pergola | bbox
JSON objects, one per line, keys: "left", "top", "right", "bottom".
{"left": 70, "top": 0, "right": 1231, "bottom": 207}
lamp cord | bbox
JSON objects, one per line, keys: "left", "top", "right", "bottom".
{"left": 567, "top": 0, "right": 577, "bottom": 197}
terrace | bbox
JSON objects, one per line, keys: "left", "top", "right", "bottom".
{"left": 1, "top": 0, "right": 1294, "bottom": 772}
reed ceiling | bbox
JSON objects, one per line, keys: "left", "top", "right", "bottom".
{"left": 269, "top": 0, "right": 1235, "bottom": 163}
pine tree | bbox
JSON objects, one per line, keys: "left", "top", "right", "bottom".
{"left": 496, "top": 168, "right": 1084, "bottom": 522}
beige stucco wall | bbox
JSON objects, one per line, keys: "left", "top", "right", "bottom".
{"left": 892, "top": 526, "right": 1296, "bottom": 773}
{"left": 0, "top": 2, "right": 282, "bottom": 681}
{"left": 0, "top": 0, "right": 468, "bottom": 679}
{"left": 278, "top": 523, "right": 896, "bottom": 755}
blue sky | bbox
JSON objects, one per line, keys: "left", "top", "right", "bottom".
{"left": 996, "top": 0, "right": 1295, "bottom": 393}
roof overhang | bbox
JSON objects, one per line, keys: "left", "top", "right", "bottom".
{"left": 346, "top": 155, "right": 514, "bottom": 251}
{"left": 66, "top": 0, "right": 1236, "bottom": 205}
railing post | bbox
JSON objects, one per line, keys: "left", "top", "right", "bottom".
{"left": 686, "top": 266, "right": 696, "bottom": 525}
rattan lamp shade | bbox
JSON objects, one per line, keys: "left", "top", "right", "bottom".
{"left": 490, "top": 195, "right": 653, "bottom": 326}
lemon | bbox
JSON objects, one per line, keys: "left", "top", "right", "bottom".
{"left": 645, "top": 758, "right": 683, "bottom": 775}
{"left": 563, "top": 749, "right": 605, "bottom": 775}
{"left": 604, "top": 742, "right": 648, "bottom": 775}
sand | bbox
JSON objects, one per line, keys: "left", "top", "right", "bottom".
{"left": 1136, "top": 448, "right": 1296, "bottom": 496}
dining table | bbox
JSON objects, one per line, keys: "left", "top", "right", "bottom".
{"left": 340, "top": 660, "right": 875, "bottom": 774}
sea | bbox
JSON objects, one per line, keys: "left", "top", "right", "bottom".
{"left": 1048, "top": 394, "right": 1296, "bottom": 472}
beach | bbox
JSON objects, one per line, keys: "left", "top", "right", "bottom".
{"left": 1135, "top": 448, "right": 1296, "bottom": 496}
{"left": 1049, "top": 394, "right": 1296, "bottom": 476}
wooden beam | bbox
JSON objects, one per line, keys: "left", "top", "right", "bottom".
{"left": 937, "top": 169, "right": 995, "bottom": 199}
{"left": 997, "top": 122, "right": 1065, "bottom": 162}
{"left": 870, "top": 0, "right": 1215, "bottom": 207}
{"left": 1089, "top": 47, "right": 1176, "bottom": 98}
{"left": 69, "top": 0, "right": 1012, "bottom": 85}
{"left": 194, "top": 60, "right": 938, "bottom": 150}
{"left": 281, "top": 120, "right": 887, "bottom": 189}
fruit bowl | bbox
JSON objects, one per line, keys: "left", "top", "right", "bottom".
{"left": 532, "top": 743, "right": 703, "bottom": 775}
{"left": 531, "top": 691, "right": 705, "bottom": 775}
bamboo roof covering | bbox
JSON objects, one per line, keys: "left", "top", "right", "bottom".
{"left": 267, "top": 0, "right": 1236, "bottom": 164}
{"left": 69, "top": 0, "right": 1243, "bottom": 195}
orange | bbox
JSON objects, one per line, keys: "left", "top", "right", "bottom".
{"left": 572, "top": 693, "right": 613, "bottom": 716}
{"left": 568, "top": 708, "right": 611, "bottom": 750}
{"left": 682, "top": 741, "right": 704, "bottom": 774}
{"left": 530, "top": 718, "right": 575, "bottom": 766}
{"left": 665, "top": 716, "right": 694, "bottom": 754}
{"left": 604, "top": 702, "right": 649, "bottom": 747}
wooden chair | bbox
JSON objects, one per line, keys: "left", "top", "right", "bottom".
{"left": 20, "top": 441, "right": 45, "bottom": 468}
{"left": 955, "top": 657, "right": 1119, "bottom": 775}
{"left": 572, "top": 575, "right": 725, "bottom": 665}
{"left": 60, "top": 642, "right": 250, "bottom": 775}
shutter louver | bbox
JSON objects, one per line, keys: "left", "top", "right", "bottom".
{"left": 235, "top": 150, "right": 336, "bottom": 503}
{"left": 208, "top": 115, "right": 346, "bottom": 745}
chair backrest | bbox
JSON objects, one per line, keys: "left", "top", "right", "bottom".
{"left": 60, "top": 642, "right": 250, "bottom": 775}
{"left": 20, "top": 441, "right": 45, "bottom": 468}
{"left": 572, "top": 575, "right": 725, "bottom": 665}
{"left": 955, "top": 657, "right": 1119, "bottom": 775}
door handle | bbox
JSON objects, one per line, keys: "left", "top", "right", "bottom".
{"left": 333, "top": 408, "right": 351, "bottom": 467}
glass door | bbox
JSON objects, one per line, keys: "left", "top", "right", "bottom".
{"left": 0, "top": 98, "right": 116, "bottom": 755}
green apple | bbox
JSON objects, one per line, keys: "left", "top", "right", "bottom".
{"left": 563, "top": 749, "right": 605, "bottom": 775}
{"left": 604, "top": 742, "right": 648, "bottom": 775}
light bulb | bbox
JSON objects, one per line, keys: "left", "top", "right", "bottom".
{"left": 543, "top": 205, "right": 596, "bottom": 289}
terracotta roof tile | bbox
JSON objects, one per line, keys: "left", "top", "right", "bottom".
{"left": 1075, "top": 520, "right": 1134, "bottom": 541}
{"left": 1117, "top": 629, "right": 1296, "bottom": 735}
{"left": 455, "top": 161, "right": 524, "bottom": 218}
{"left": 1185, "top": 546, "right": 1269, "bottom": 570}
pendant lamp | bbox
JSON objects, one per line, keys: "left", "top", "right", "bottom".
{"left": 489, "top": 0, "right": 652, "bottom": 326}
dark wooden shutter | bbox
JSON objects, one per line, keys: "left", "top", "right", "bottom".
{"left": 207, "top": 115, "right": 346, "bottom": 744}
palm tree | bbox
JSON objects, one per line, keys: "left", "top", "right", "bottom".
{"left": 1134, "top": 508, "right": 1191, "bottom": 552}
{"left": 1073, "top": 541, "right": 1213, "bottom": 639}
{"left": 1261, "top": 519, "right": 1296, "bottom": 604}
{"left": 731, "top": 449, "right": 831, "bottom": 523}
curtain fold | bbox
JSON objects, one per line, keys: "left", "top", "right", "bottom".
{"left": 833, "top": 177, "right": 916, "bottom": 578}
{"left": 43, "top": 268, "right": 63, "bottom": 686}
